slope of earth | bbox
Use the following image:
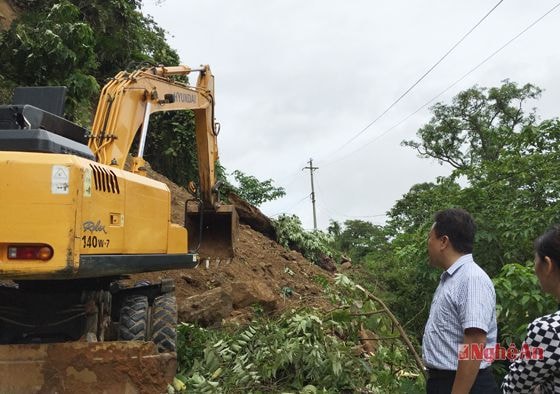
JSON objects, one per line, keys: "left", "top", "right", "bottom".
{"left": 128, "top": 166, "right": 334, "bottom": 326}
{"left": 0, "top": 1, "right": 16, "bottom": 30}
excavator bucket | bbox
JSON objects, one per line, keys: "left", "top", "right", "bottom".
{"left": 0, "top": 341, "right": 176, "bottom": 394}
{"left": 185, "top": 204, "right": 239, "bottom": 258}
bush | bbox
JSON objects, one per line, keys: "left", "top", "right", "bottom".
{"left": 172, "top": 276, "right": 425, "bottom": 393}
{"left": 274, "top": 214, "right": 336, "bottom": 264}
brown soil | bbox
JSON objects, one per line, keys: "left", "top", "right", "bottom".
{"left": 0, "top": 1, "right": 17, "bottom": 30}
{"left": 128, "top": 165, "right": 334, "bottom": 324}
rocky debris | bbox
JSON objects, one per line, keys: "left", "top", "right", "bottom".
{"left": 358, "top": 325, "right": 379, "bottom": 356}
{"left": 177, "top": 280, "right": 280, "bottom": 327}
{"left": 281, "top": 251, "right": 299, "bottom": 261}
{"left": 129, "top": 225, "right": 333, "bottom": 325}
{"left": 178, "top": 287, "right": 233, "bottom": 327}
{"left": 316, "top": 253, "right": 337, "bottom": 273}
{"left": 340, "top": 255, "right": 352, "bottom": 270}
{"left": 227, "top": 281, "right": 277, "bottom": 311}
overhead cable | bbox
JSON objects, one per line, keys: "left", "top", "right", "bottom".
{"left": 330, "top": 0, "right": 505, "bottom": 155}
{"left": 321, "top": 1, "right": 560, "bottom": 167}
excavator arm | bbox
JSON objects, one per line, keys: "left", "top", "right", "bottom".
{"left": 89, "top": 64, "right": 237, "bottom": 257}
{"left": 89, "top": 65, "right": 220, "bottom": 209}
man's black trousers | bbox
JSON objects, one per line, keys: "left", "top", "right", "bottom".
{"left": 426, "top": 368, "right": 500, "bottom": 394}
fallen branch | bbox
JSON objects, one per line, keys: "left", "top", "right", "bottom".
{"left": 355, "top": 284, "right": 427, "bottom": 379}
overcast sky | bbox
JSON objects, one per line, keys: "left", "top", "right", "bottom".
{"left": 142, "top": 0, "right": 560, "bottom": 230}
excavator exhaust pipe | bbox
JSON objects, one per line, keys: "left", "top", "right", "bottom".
{"left": 185, "top": 204, "right": 239, "bottom": 258}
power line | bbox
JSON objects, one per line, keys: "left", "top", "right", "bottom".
{"left": 328, "top": 0, "right": 505, "bottom": 156}
{"left": 314, "top": 182, "right": 388, "bottom": 221}
{"left": 273, "top": 159, "right": 309, "bottom": 187}
{"left": 316, "top": 200, "right": 387, "bottom": 224}
{"left": 321, "top": 1, "right": 560, "bottom": 167}
{"left": 269, "top": 193, "right": 310, "bottom": 217}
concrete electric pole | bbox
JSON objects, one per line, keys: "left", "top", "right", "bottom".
{"left": 303, "top": 158, "right": 319, "bottom": 230}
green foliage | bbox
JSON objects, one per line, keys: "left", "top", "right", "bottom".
{"left": 329, "top": 220, "right": 388, "bottom": 264}
{"left": 364, "top": 224, "right": 439, "bottom": 338}
{"left": 274, "top": 214, "right": 335, "bottom": 264}
{"left": 387, "top": 178, "right": 461, "bottom": 234}
{"left": 213, "top": 167, "right": 286, "bottom": 207}
{"left": 144, "top": 111, "right": 199, "bottom": 187}
{"left": 0, "top": 0, "right": 179, "bottom": 123}
{"left": 172, "top": 276, "right": 425, "bottom": 393}
{"left": 493, "top": 263, "right": 556, "bottom": 344}
{"left": 0, "top": 1, "right": 99, "bottom": 123}
{"left": 227, "top": 170, "right": 286, "bottom": 206}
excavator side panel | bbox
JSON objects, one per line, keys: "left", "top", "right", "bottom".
{"left": 0, "top": 152, "right": 194, "bottom": 279}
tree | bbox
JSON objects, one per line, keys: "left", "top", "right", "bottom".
{"left": 387, "top": 178, "right": 461, "bottom": 234}
{"left": 144, "top": 111, "right": 199, "bottom": 187}
{"left": 330, "top": 220, "right": 387, "bottom": 263}
{"left": 402, "top": 81, "right": 541, "bottom": 170}
{"left": 227, "top": 170, "right": 286, "bottom": 206}
{"left": 0, "top": 1, "right": 99, "bottom": 123}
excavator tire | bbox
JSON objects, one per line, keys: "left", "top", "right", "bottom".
{"left": 150, "top": 292, "right": 178, "bottom": 353}
{"left": 118, "top": 294, "right": 149, "bottom": 341}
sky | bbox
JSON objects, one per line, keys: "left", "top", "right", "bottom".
{"left": 142, "top": 0, "right": 560, "bottom": 230}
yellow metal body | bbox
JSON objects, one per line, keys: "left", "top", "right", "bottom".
{"left": 0, "top": 151, "right": 187, "bottom": 279}
{"left": 89, "top": 65, "right": 220, "bottom": 210}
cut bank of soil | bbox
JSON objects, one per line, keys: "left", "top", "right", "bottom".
{"left": 128, "top": 166, "right": 334, "bottom": 325}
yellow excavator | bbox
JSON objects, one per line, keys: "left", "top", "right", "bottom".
{"left": 0, "top": 64, "right": 237, "bottom": 392}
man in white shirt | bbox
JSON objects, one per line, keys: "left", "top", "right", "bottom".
{"left": 422, "top": 208, "right": 499, "bottom": 393}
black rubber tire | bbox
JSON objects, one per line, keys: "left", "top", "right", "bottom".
{"left": 118, "top": 294, "right": 148, "bottom": 341}
{"left": 150, "top": 292, "right": 177, "bottom": 353}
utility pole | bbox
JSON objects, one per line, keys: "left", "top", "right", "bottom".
{"left": 303, "top": 158, "right": 319, "bottom": 230}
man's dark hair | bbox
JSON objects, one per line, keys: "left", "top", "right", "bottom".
{"left": 535, "top": 225, "right": 560, "bottom": 268}
{"left": 433, "top": 208, "right": 476, "bottom": 254}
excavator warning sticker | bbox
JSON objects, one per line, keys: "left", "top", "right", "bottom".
{"left": 51, "top": 165, "right": 70, "bottom": 194}
{"left": 84, "top": 168, "right": 92, "bottom": 197}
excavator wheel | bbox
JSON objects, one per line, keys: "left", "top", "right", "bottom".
{"left": 118, "top": 294, "right": 149, "bottom": 341}
{"left": 150, "top": 292, "right": 178, "bottom": 353}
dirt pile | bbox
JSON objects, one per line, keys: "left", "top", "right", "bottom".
{"left": 0, "top": 1, "right": 17, "bottom": 30}
{"left": 129, "top": 167, "right": 334, "bottom": 326}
